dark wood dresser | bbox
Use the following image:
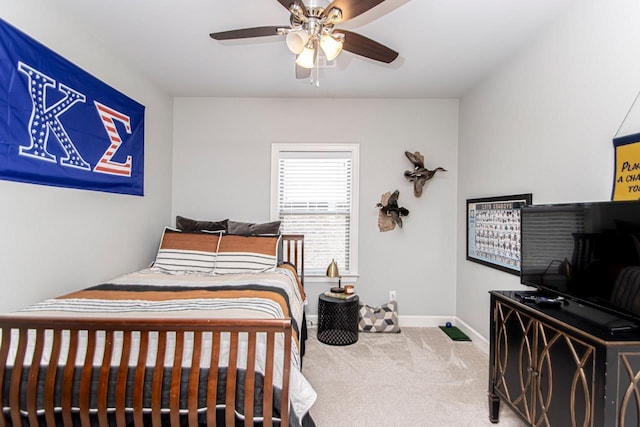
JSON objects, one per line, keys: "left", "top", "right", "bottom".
{"left": 489, "top": 290, "right": 640, "bottom": 426}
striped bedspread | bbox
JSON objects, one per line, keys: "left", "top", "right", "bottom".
{"left": 10, "top": 265, "right": 316, "bottom": 421}
{"left": 22, "top": 266, "right": 305, "bottom": 341}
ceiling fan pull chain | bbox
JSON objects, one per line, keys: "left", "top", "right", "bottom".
{"left": 314, "top": 54, "right": 320, "bottom": 87}
{"left": 309, "top": 68, "right": 318, "bottom": 87}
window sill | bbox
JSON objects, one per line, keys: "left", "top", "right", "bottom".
{"left": 303, "top": 274, "right": 359, "bottom": 285}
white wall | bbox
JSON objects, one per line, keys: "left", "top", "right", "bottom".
{"left": 0, "top": 1, "right": 174, "bottom": 312}
{"left": 458, "top": 0, "right": 640, "bottom": 339}
{"left": 173, "top": 98, "right": 458, "bottom": 317}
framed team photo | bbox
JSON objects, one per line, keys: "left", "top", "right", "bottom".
{"left": 466, "top": 193, "right": 532, "bottom": 275}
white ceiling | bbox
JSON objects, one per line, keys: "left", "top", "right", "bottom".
{"left": 52, "top": 0, "right": 577, "bottom": 99}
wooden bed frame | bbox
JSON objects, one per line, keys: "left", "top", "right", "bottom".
{"left": 0, "top": 234, "right": 305, "bottom": 427}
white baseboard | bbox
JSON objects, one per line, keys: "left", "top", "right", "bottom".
{"left": 397, "top": 315, "right": 450, "bottom": 327}
{"left": 306, "top": 315, "right": 318, "bottom": 326}
{"left": 306, "top": 314, "right": 490, "bottom": 354}
{"left": 455, "top": 317, "right": 489, "bottom": 354}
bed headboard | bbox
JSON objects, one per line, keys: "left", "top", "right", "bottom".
{"left": 281, "top": 234, "right": 304, "bottom": 287}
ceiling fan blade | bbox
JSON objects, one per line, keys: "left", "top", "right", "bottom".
{"left": 210, "top": 26, "right": 283, "bottom": 40}
{"left": 322, "top": 0, "right": 385, "bottom": 22}
{"left": 340, "top": 29, "right": 398, "bottom": 63}
{"left": 296, "top": 64, "right": 311, "bottom": 79}
{"left": 277, "top": 0, "right": 308, "bottom": 16}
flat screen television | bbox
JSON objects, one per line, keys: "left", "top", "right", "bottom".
{"left": 520, "top": 200, "right": 640, "bottom": 323}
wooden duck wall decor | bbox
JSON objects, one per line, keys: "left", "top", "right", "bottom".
{"left": 376, "top": 190, "right": 409, "bottom": 232}
{"left": 404, "top": 151, "right": 446, "bottom": 197}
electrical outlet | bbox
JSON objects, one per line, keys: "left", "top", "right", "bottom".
{"left": 389, "top": 290, "right": 397, "bottom": 301}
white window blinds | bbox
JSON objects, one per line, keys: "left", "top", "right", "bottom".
{"left": 272, "top": 144, "right": 359, "bottom": 276}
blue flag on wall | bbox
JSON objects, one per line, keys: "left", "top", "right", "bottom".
{"left": 0, "top": 18, "right": 145, "bottom": 196}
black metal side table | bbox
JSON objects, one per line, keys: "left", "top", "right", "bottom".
{"left": 317, "top": 293, "right": 359, "bottom": 346}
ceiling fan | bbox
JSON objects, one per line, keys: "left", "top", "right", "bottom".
{"left": 209, "top": 0, "right": 399, "bottom": 80}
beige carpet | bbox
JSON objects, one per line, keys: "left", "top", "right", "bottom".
{"left": 302, "top": 327, "right": 527, "bottom": 427}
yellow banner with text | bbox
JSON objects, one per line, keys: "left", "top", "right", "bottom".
{"left": 612, "top": 133, "right": 640, "bottom": 201}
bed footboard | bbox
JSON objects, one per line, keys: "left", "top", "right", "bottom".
{"left": 0, "top": 316, "right": 292, "bottom": 427}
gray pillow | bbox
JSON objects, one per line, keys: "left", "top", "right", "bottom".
{"left": 358, "top": 300, "right": 401, "bottom": 333}
{"left": 228, "top": 220, "right": 281, "bottom": 236}
{"left": 176, "top": 216, "right": 228, "bottom": 233}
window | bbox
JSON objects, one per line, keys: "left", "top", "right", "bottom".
{"left": 271, "top": 143, "right": 359, "bottom": 278}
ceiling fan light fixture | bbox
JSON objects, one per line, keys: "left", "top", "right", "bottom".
{"left": 210, "top": 0, "right": 401, "bottom": 82}
{"left": 295, "top": 43, "right": 316, "bottom": 69}
{"left": 319, "top": 34, "right": 343, "bottom": 61}
{"left": 286, "top": 30, "right": 309, "bottom": 54}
